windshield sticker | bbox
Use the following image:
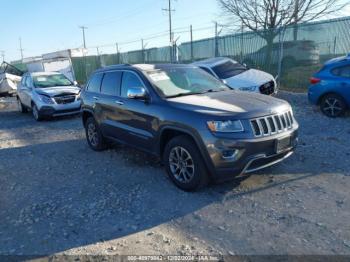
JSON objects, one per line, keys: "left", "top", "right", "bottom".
{"left": 148, "top": 72, "right": 170, "bottom": 82}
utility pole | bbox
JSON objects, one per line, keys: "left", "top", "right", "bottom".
{"left": 163, "top": 0, "right": 175, "bottom": 62}
{"left": 19, "top": 37, "right": 24, "bottom": 61}
{"left": 79, "top": 26, "right": 88, "bottom": 48}
{"left": 141, "top": 39, "right": 145, "bottom": 63}
{"left": 293, "top": 0, "right": 299, "bottom": 41}
{"left": 215, "top": 22, "right": 218, "bottom": 57}
{"left": 190, "top": 25, "right": 193, "bottom": 62}
{"left": 0, "top": 51, "right": 5, "bottom": 62}
{"left": 115, "top": 42, "right": 120, "bottom": 64}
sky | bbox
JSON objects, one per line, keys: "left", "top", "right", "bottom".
{"left": 1, "top": 0, "right": 350, "bottom": 62}
{"left": 1, "top": 0, "right": 221, "bottom": 61}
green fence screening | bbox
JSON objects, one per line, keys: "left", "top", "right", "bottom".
{"left": 68, "top": 16, "right": 350, "bottom": 88}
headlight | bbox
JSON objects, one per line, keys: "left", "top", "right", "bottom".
{"left": 239, "top": 86, "right": 257, "bottom": 92}
{"left": 207, "top": 120, "right": 244, "bottom": 133}
{"left": 38, "top": 94, "right": 54, "bottom": 104}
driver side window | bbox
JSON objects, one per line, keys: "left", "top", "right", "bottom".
{"left": 121, "top": 72, "right": 144, "bottom": 98}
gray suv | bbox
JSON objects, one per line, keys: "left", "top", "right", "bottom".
{"left": 17, "top": 72, "right": 82, "bottom": 121}
{"left": 81, "top": 64, "right": 298, "bottom": 191}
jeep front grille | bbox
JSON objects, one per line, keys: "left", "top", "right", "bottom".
{"left": 250, "top": 111, "right": 294, "bottom": 137}
{"left": 54, "top": 95, "right": 76, "bottom": 104}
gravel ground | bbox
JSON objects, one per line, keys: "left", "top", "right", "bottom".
{"left": 0, "top": 92, "right": 350, "bottom": 257}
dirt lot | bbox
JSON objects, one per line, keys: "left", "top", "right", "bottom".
{"left": 0, "top": 92, "right": 350, "bottom": 257}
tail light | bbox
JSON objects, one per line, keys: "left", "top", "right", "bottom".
{"left": 310, "top": 77, "right": 321, "bottom": 84}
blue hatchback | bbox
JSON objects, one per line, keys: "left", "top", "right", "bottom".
{"left": 308, "top": 54, "right": 350, "bottom": 117}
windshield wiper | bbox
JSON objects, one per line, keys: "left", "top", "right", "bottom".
{"left": 166, "top": 91, "right": 204, "bottom": 98}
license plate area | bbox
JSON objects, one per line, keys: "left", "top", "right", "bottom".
{"left": 275, "top": 136, "right": 292, "bottom": 153}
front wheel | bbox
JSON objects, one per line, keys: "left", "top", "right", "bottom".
{"left": 163, "top": 135, "right": 209, "bottom": 191}
{"left": 85, "top": 117, "right": 108, "bottom": 151}
{"left": 32, "top": 104, "right": 42, "bottom": 121}
{"left": 320, "top": 94, "right": 346, "bottom": 118}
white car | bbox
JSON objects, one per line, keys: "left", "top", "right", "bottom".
{"left": 192, "top": 57, "right": 277, "bottom": 95}
{"left": 17, "top": 72, "right": 81, "bottom": 121}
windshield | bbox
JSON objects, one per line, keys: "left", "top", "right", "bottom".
{"left": 146, "top": 67, "right": 229, "bottom": 98}
{"left": 212, "top": 60, "right": 247, "bottom": 79}
{"left": 33, "top": 74, "right": 72, "bottom": 88}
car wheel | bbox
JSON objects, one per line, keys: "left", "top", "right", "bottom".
{"left": 320, "top": 94, "right": 346, "bottom": 118}
{"left": 85, "top": 117, "right": 107, "bottom": 151}
{"left": 164, "top": 135, "right": 209, "bottom": 191}
{"left": 32, "top": 104, "right": 42, "bottom": 121}
{"left": 17, "top": 98, "right": 28, "bottom": 113}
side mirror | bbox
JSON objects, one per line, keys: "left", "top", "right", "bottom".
{"left": 127, "top": 87, "right": 147, "bottom": 100}
{"left": 73, "top": 81, "right": 78, "bottom": 86}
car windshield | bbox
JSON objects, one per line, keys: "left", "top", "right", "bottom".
{"left": 33, "top": 74, "right": 72, "bottom": 88}
{"left": 146, "top": 67, "right": 229, "bottom": 98}
{"left": 212, "top": 60, "right": 247, "bottom": 79}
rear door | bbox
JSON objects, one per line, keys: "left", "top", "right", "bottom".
{"left": 84, "top": 72, "right": 104, "bottom": 122}
{"left": 97, "top": 70, "right": 125, "bottom": 139}
{"left": 20, "top": 75, "right": 33, "bottom": 107}
{"left": 332, "top": 65, "right": 350, "bottom": 105}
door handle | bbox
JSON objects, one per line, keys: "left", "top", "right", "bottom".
{"left": 115, "top": 100, "right": 124, "bottom": 105}
{"left": 93, "top": 96, "right": 99, "bottom": 100}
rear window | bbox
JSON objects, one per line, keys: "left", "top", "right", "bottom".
{"left": 332, "top": 65, "right": 350, "bottom": 78}
{"left": 87, "top": 73, "right": 103, "bottom": 93}
{"left": 212, "top": 61, "right": 247, "bottom": 79}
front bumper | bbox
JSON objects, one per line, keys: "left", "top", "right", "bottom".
{"left": 205, "top": 129, "right": 298, "bottom": 182}
{"left": 38, "top": 101, "right": 82, "bottom": 117}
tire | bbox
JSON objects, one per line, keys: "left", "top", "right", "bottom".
{"left": 320, "top": 94, "right": 346, "bottom": 118}
{"left": 32, "top": 104, "right": 42, "bottom": 121}
{"left": 85, "top": 117, "right": 107, "bottom": 151}
{"left": 17, "top": 98, "right": 28, "bottom": 113}
{"left": 163, "top": 135, "right": 209, "bottom": 191}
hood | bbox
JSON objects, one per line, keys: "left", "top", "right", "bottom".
{"left": 35, "top": 86, "right": 80, "bottom": 97}
{"left": 224, "top": 69, "right": 274, "bottom": 89}
{"left": 167, "top": 90, "right": 290, "bottom": 119}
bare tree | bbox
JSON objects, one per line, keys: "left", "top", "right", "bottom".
{"left": 218, "top": 0, "right": 349, "bottom": 65}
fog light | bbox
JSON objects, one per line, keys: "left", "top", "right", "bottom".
{"left": 222, "top": 149, "right": 239, "bottom": 159}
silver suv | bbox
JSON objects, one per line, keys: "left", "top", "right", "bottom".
{"left": 17, "top": 72, "right": 81, "bottom": 121}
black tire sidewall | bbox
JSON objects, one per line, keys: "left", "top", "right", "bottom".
{"left": 321, "top": 94, "right": 346, "bottom": 118}
{"left": 85, "top": 117, "right": 106, "bottom": 151}
{"left": 164, "top": 136, "right": 209, "bottom": 191}
{"left": 32, "top": 104, "right": 42, "bottom": 121}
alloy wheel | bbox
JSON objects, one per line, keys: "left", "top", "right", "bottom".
{"left": 323, "top": 97, "right": 343, "bottom": 117}
{"left": 32, "top": 105, "right": 39, "bottom": 120}
{"left": 169, "top": 146, "right": 195, "bottom": 183}
{"left": 18, "top": 100, "right": 22, "bottom": 111}
{"left": 87, "top": 122, "right": 99, "bottom": 147}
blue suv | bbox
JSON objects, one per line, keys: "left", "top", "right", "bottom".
{"left": 308, "top": 54, "right": 350, "bottom": 117}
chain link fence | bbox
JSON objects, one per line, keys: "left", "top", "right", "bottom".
{"left": 13, "top": 16, "right": 350, "bottom": 90}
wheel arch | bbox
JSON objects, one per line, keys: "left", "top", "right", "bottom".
{"left": 158, "top": 126, "right": 214, "bottom": 175}
{"left": 82, "top": 109, "right": 95, "bottom": 127}
{"left": 317, "top": 91, "right": 348, "bottom": 108}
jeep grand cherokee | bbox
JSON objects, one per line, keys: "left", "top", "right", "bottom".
{"left": 81, "top": 64, "right": 298, "bottom": 191}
